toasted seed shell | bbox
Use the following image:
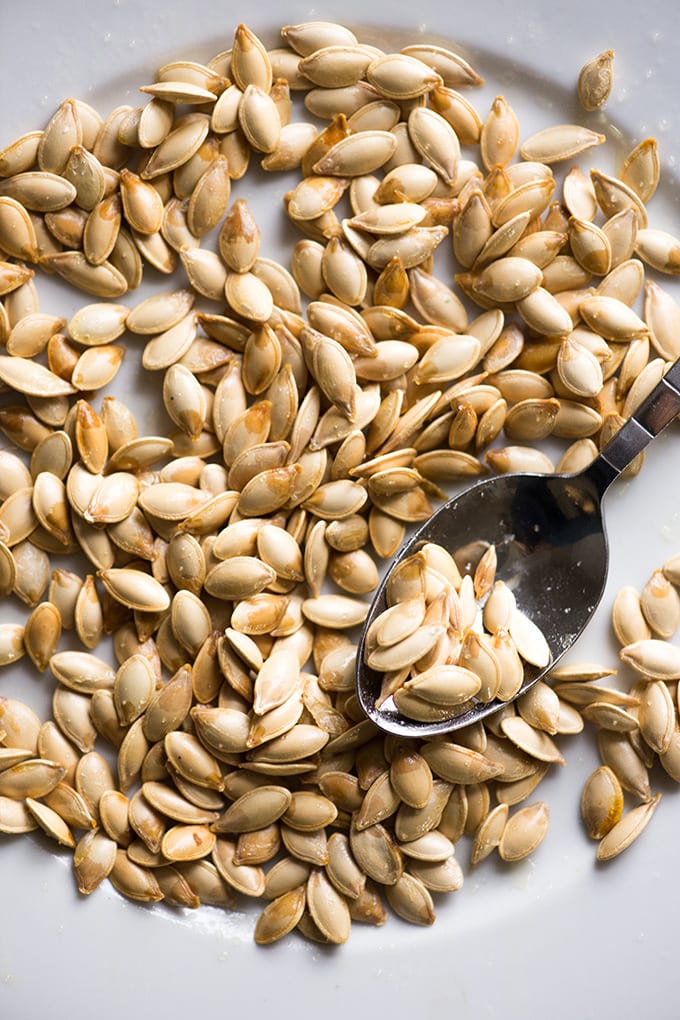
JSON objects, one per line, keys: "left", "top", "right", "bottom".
{"left": 109, "top": 849, "right": 163, "bottom": 902}
{"left": 638, "top": 680, "right": 675, "bottom": 754}
{"left": 164, "top": 730, "right": 223, "bottom": 790}
{"left": 24, "top": 601, "right": 61, "bottom": 672}
{"left": 0, "top": 758, "right": 66, "bottom": 799}
{"left": 480, "top": 95, "right": 519, "bottom": 170}
{"left": 520, "top": 125, "right": 605, "bottom": 163}
{"left": 501, "top": 716, "right": 565, "bottom": 765}
{"left": 420, "top": 741, "right": 503, "bottom": 784}
{"left": 581, "top": 764, "right": 624, "bottom": 840}
{"left": 598, "top": 729, "right": 651, "bottom": 802}
{"left": 114, "top": 654, "right": 156, "bottom": 726}
{"left": 73, "top": 830, "right": 118, "bottom": 894}
{"left": 578, "top": 50, "right": 615, "bottom": 111}
{"left": 596, "top": 793, "right": 660, "bottom": 861}
{"left": 161, "top": 824, "right": 216, "bottom": 862}
{"left": 50, "top": 650, "right": 115, "bottom": 693}
{"left": 255, "top": 886, "right": 306, "bottom": 944}
{"left": 213, "top": 786, "right": 292, "bottom": 835}
{"left": 620, "top": 639, "right": 680, "bottom": 680}
{"left": 509, "top": 608, "right": 551, "bottom": 668}
{"left": 0, "top": 622, "right": 25, "bottom": 666}
{"left": 640, "top": 569, "right": 680, "bottom": 638}
{"left": 307, "top": 868, "right": 352, "bottom": 943}
{"left": 143, "top": 666, "right": 193, "bottom": 743}
{"left": 98, "top": 568, "right": 169, "bottom": 612}
{"left": 0, "top": 796, "right": 38, "bottom": 834}
{"left": 0, "top": 355, "right": 75, "bottom": 397}
{"left": 408, "top": 107, "right": 460, "bottom": 185}
{"left": 349, "top": 821, "right": 403, "bottom": 885}
{"left": 498, "top": 801, "right": 550, "bottom": 861}
{"left": 469, "top": 802, "right": 509, "bottom": 865}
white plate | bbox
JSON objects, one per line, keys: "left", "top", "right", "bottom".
{"left": 1, "top": 3, "right": 680, "bottom": 1018}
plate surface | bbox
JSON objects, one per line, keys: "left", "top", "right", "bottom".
{"left": 1, "top": 2, "right": 680, "bottom": 1018}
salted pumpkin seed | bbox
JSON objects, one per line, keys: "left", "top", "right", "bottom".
{"left": 480, "top": 95, "right": 519, "bottom": 170}
{"left": 498, "top": 801, "right": 550, "bottom": 861}
{"left": 620, "top": 639, "right": 680, "bottom": 680}
{"left": 408, "top": 106, "right": 460, "bottom": 185}
{"left": 520, "top": 124, "right": 605, "bottom": 163}
{"left": 638, "top": 680, "right": 675, "bottom": 754}
{"left": 0, "top": 758, "right": 66, "bottom": 800}
{"left": 598, "top": 729, "right": 651, "bottom": 802}
{"left": 73, "top": 830, "right": 119, "bottom": 894}
{"left": 255, "top": 885, "right": 306, "bottom": 943}
{"left": 25, "top": 797, "right": 75, "bottom": 848}
{"left": 0, "top": 796, "right": 38, "bottom": 834}
{"left": 578, "top": 50, "right": 615, "bottom": 111}
{"left": 596, "top": 793, "right": 660, "bottom": 861}
{"left": 470, "top": 803, "right": 509, "bottom": 865}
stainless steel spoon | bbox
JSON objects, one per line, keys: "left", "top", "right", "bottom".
{"left": 356, "top": 359, "right": 680, "bottom": 738}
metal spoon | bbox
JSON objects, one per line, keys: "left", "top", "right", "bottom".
{"left": 356, "top": 359, "right": 680, "bottom": 738}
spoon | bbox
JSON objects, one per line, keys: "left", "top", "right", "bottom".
{"left": 356, "top": 358, "right": 680, "bottom": 738}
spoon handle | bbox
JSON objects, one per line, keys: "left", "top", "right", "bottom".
{"left": 586, "top": 358, "right": 680, "bottom": 493}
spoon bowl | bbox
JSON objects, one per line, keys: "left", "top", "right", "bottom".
{"left": 356, "top": 359, "right": 680, "bottom": 738}
{"left": 356, "top": 469, "right": 608, "bottom": 737}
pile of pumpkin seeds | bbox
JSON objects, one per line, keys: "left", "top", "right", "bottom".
{"left": 575, "top": 556, "right": 680, "bottom": 860}
{"left": 0, "top": 19, "right": 679, "bottom": 944}
{"left": 363, "top": 539, "right": 552, "bottom": 719}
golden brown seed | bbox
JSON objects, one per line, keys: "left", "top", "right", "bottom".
{"left": 73, "top": 830, "right": 118, "bottom": 894}
{"left": 161, "top": 824, "right": 216, "bottom": 862}
{"left": 480, "top": 95, "right": 519, "bottom": 170}
{"left": 596, "top": 794, "right": 660, "bottom": 861}
{"left": 577, "top": 50, "right": 615, "bottom": 111}
{"left": 621, "top": 138, "right": 660, "bottom": 204}
{"left": 640, "top": 570, "right": 680, "bottom": 638}
{"left": 109, "top": 850, "right": 163, "bottom": 902}
{"left": 0, "top": 758, "right": 66, "bottom": 800}
{"left": 306, "top": 868, "right": 352, "bottom": 943}
{"left": 470, "top": 803, "right": 509, "bottom": 865}
{"left": 590, "top": 169, "right": 648, "bottom": 227}
{"left": 407, "top": 106, "right": 460, "bottom": 185}
{"left": 71, "top": 344, "right": 125, "bottom": 390}
{"left": 0, "top": 197, "right": 39, "bottom": 260}
{"left": 520, "top": 125, "right": 605, "bottom": 164}
{"left": 26, "top": 797, "right": 75, "bottom": 848}
{"left": 498, "top": 801, "right": 550, "bottom": 861}
{"left": 0, "top": 355, "right": 75, "bottom": 398}
{"left": 598, "top": 729, "right": 651, "bottom": 802}
{"left": 0, "top": 131, "right": 42, "bottom": 177}
{"left": 75, "top": 400, "right": 108, "bottom": 473}
{"left": 349, "top": 822, "right": 402, "bottom": 886}
{"left": 420, "top": 741, "right": 503, "bottom": 784}
{"left": 638, "top": 680, "right": 675, "bottom": 754}
{"left": 114, "top": 654, "right": 156, "bottom": 726}
{"left": 165, "top": 729, "right": 223, "bottom": 790}
{"left": 119, "top": 168, "right": 164, "bottom": 234}
{"left": 635, "top": 227, "right": 680, "bottom": 275}
{"left": 23, "top": 602, "right": 61, "bottom": 672}
{"left": 50, "top": 650, "right": 115, "bottom": 693}
{"left": 98, "top": 568, "right": 169, "bottom": 613}
{"left": 143, "top": 665, "right": 193, "bottom": 743}
{"left": 620, "top": 639, "right": 680, "bottom": 680}
{"left": 254, "top": 886, "right": 307, "bottom": 944}
{"left": 0, "top": 623, "right": 26, "bottom": 666}
{"left": 583, "top": 767, "right": 623, "bottom": 836}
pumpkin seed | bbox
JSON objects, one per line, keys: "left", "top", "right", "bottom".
{"left": 596, "top": 794, "right": 660, "bottom": 861}
{"left": 577, "top": 50, "right": 615, "bottom": 111}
